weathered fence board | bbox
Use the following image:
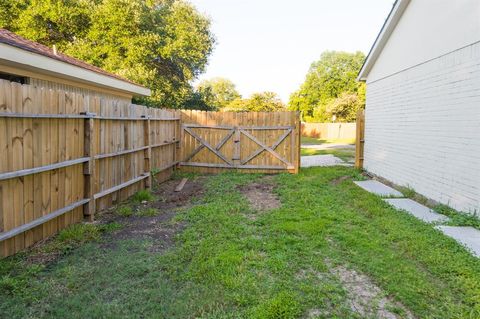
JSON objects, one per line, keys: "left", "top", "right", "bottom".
{"left": 0, "top": 80, "right": 179, "bottom": 257}
{"left": 180, "top": 110, "right": 300, "bottom": 174}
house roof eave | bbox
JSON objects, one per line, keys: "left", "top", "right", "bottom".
{"left": 357, "top": 0, "right": 411, "bottom": 82}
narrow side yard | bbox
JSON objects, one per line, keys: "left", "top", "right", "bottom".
{"left": 1, "top": 167, "right": 480, "bottom": 318}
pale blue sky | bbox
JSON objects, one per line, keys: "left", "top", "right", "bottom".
{"left": 189, "top": 0, "right": 394, "bottom": 102}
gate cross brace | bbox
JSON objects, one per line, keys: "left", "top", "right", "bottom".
{"left": 240, "top": 129, "right": 292, "bottom": 166}
{"left": 184, "top": 127, "right": 234, "bottom": 166}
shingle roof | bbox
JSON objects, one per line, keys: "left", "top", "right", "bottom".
{"left": 0, "top": 28, "right": 144, "bottom": 87}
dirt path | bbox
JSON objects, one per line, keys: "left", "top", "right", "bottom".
{"left": 331, "top": 265, "right": 414, "bottom": 319}
{"left": 99, "top": 177, "right": 205, "bottom": 252}
{"left": 239, "top": 177, "right": 280, "bottom": 211}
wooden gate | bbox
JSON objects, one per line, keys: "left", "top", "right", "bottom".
{"left": 180, "top": 110, "right": 300, "bottom": 173}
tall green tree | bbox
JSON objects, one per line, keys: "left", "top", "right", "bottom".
{"left": 321, "top": 92, "right": 363, "bottom": 122}
{"left": 226, "top": 92, "right": 285, "bottom": 112}
{"left": 196, "top": 77, "right": 241, "bottom": 110}
{"left": 182, "top": 91, "right": 212, "bottom": 111}
{"left": 0, "top": 0, "right": 215, "bottom": 108}
{"left": 288, "top": 51, "right": 365, "bottom": 122}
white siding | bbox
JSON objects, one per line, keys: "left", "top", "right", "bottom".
{"left": 364, "top": 42, "right": 480, "bottom": 213}
{"left": 368, "top": 0, "right": 480, "bottom": 82}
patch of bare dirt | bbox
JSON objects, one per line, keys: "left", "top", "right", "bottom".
{"left": 298, "top": 259, "right": 414, "bottom": 319}
{"left": 18, "top": 178, "right": 204, "bottom": 267}
{"left": 330, "top": 175, "right": 351, "bottom": 186}
{"left": 23, "top": 238, "right": 63, "bottom": 266}
{"left": 239, "top": 177, "right": 281, "bottom": 213}
{"left": 103, "top": 212, "right": 182, "bottom": 252}
{"left": 331, "top": 265, "right": 415, "bottom": 319}
{"left": 100, "top": 177, "right": 205, "bottom": 252}
{"left": 152, "top": 177, "right": 205, "bottom": 211}
{"left": 306, "top": 308, "right": 322, "bottom": 318}
{"left": 297, "top": 268, "right": 349, "bottom": 318}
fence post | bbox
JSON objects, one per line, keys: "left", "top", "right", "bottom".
{"left": 175, "top": 110, "right": 181, "bottom": 169}
{"left": 296, "top": 111, "right": 301, "bottom": 173}
{"left": 142, "top": 115, "right": 152, "bottom": 188}
{"left": 82, "top": 112, "right": 96, "bottom": 221}
{"left": 355, "top": 109, "right": 365, "bottom": 169}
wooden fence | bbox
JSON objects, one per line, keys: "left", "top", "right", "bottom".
{"left": 301, "top": 122, "right": 356, "bottom": 140}
{"left": 355, "top": 109, "right": 365, "bottom": 168}
{"left": 0, "top": 80, "right": 300, "bottom": 257}
{"left": 180, "top": 110, "right": 300, "bottom": 174}
{"left": 0, "top": 80, "right": 179, "bottom": 257}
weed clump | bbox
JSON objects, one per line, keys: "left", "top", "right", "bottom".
{"left": 118, "top": 205, "right": 133, "bottom": 217}
{"left": 132, "top": 190, "right": 155, "bottom": 203}
{"left": 137, "top": 208, "right": 158, "bottom": 217}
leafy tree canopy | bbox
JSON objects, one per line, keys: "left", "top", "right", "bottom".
{"left": 321, "top": 92, "right": 363, "bottom": 122}
{"left": 288, "top": 51, "right": 365, "bottom": 122}
{"left": 182, "top": 91, "right": 211, "bottom": 111}
{"left": 196, "top": 77, "right": 241, "bottom": 110}
{"left": 0, "top": 0, "right": 215, "bottom": 108}
{"left": 225, "top": 92, "right": 285, "bottom": 112}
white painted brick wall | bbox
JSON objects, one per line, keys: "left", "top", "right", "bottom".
{"left": 364, "top": 42, "right": 480, "bottom": 213}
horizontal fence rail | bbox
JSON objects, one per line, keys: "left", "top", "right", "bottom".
{"left": 0, "top": 112, "right": 180, "bottom": 121}
{"left": 0, "top": 157, "right": 90, "bottom": 181}
{"left": 0, "top": 199, "right": 90, "bottom": 242}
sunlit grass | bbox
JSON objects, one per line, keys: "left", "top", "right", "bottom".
{"left": 1, "top": 169, "right": 479, "bottom": 318}
{"left": 301, "top": 147, "right": 355, "bottom": 162}
{"left": 301, "top": 136, "right": 355, "bottom": 145}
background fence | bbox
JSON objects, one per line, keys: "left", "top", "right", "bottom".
{"left": 301, "top": 122, "right": 356, "bottom": 140}
{"left": 0, "top": 80, "right": 179, "bottom": 257}
{"left": 180, "top": 110, "right": 300, "bottom": 174}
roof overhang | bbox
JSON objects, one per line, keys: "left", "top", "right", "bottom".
{"left": 357, "top": 0, "right": 411, "bottom": 82}
{"left": 0, "top": 43, "right": 151, "bottom": 97}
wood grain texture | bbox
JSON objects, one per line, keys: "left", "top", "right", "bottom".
{"left": 179, "top": 110, "right": 300, "bottom": 174}
{"left": 0, "top": 80, "right": 179, "bottom": 257}
{"left": 355, "top": 109, "right": 365, "bottom": 169}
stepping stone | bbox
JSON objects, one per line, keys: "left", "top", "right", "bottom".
{"left": 384, "top": 198, "right": 449, "bottom": 223}
{"left": 353, "top": 180, "right": 403, "bottom": 197}
{"left": 436, "top": 226, "right": 480, "bottom": 257}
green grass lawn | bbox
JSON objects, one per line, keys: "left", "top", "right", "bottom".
{"left": 300, "top": 148, "right": 355, "bottom": 162}
{"left": 301, "top": 136, "right": 355, "bottom": 145}
{"left": 1, "top": 168, "right": 480, "bottom": 318}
